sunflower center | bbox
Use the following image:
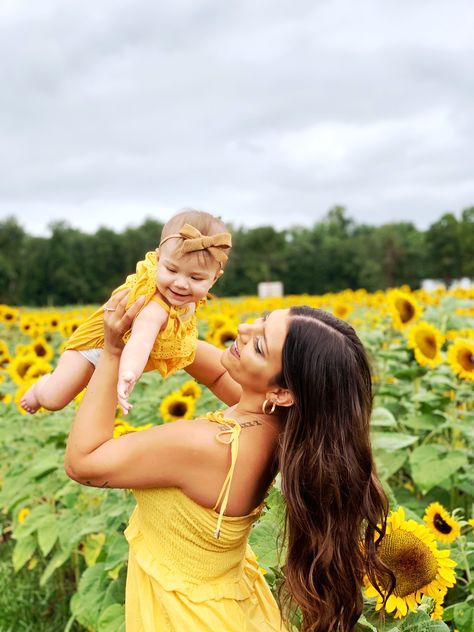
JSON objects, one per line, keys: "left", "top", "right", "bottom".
{"left": 169, "top": 402, "right": 188, "bottom": 417}
{"left": 395, "top": 299, "right": 415, "bottom": 324}
{"left": 415, "top": 332, "right": 436, "bottom": 359}
{"left": 433, "top": 513, "right": 453, "bottom": 534}
{"left": 34, "top": 344, "right": 47, "bottom": 357}
{"left": 219, "top": 332, "right": 237, "bottom": 346}
{"left": 458, "top": 349, "right": 474, "bottom": 372}
{"left": 5, "top": 313, "right": 13, "bottom": 321}
{"left": 379, "top": 530, "right": 438, "bottom": 597}
{"left": 18, "top": 361, "right": 34, "bottom": 378}
{"left": 334, "top": 305, "right": 349, "bottom": 318}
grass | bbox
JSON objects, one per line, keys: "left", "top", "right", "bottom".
{"left": 0, "top": 536, "right": 85, "bottom": 632}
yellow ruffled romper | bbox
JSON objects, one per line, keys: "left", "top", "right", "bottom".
{"left": 66, "top": 252, "right": 199, "bottom": 377}
{"left": 124, "top": 412, "right": 287, "bottom": 632}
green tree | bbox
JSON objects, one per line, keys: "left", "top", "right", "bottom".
{"left": 459, "top": 207, "right": 474, "bottom": 278}
{"left": 218, "top": 226, "right": 288, "bottom": 296}
{"left": 425, "top": 213, "right": 463, "bottom": 284}
{"left": 0, "top": 217, "right": 27, "bottom": 304}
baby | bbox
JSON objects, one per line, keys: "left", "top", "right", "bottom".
{"left": 21, "top": 209, "right": 231, "bottom": 415}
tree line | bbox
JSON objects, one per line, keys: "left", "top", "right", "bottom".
{"left": 1, "top": 206, "right": 473, "bottom": 306}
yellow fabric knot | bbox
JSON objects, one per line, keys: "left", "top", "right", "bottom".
{"left": 160, "top": 223, "right": 232, "bottom": 266}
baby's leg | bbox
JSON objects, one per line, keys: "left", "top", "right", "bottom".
{"left": 21, "top": 350, "right": 95, "bottom": 413}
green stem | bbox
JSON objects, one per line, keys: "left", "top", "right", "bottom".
{"left": 71, "top": 548, "right": 80, "bottom": 587}
{"left": 457, "top": 535, "right": 474, "bottom": 599}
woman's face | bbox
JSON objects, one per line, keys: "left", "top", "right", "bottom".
{"left": 222, "top": 309, "right": 290, "bottom": 394}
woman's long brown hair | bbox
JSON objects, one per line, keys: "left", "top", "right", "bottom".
{"left": 275, "top": 306, "right": 394, "bottom": 632}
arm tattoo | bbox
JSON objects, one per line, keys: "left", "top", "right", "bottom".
{"left": 218, "top": 419, "right": 263, "bottom": 431}
{"left": 240, "top": 420, "right": 263, "bottom": 428}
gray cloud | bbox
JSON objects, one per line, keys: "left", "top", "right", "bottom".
{"left": 1, "top": 0, "right": 473, "bottom": 235}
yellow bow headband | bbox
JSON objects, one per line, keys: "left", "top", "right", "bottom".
{"left": 159, "top": 223, "right": 232, "bottom": 266}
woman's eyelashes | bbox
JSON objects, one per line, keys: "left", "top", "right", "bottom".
{"left": 254, "top": 337, "right": 263, "bottom": 355}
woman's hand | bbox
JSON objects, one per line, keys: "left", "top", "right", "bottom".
{"left": 103, "top": 290, "right": 145, "bottom": 356}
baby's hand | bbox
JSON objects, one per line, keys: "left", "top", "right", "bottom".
{"left": 117, "top": 370, "right": 137, "bottom": 415}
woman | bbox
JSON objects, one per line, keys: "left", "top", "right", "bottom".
{"left": 65, "top": 290, "right": 393, "bottom": 632}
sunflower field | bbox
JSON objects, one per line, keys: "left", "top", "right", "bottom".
{"left": 0, "top": 286, "right": 473, "bottom": 632}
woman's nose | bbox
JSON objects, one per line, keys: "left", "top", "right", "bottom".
{"left": 237, "top": 323, "right": 250, "bottom": 341}
{"left": 237, "top": 322, "right": 261, "bottom": 341}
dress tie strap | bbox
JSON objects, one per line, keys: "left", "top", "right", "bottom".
{"left": 207, "top": 413, "right": 242, "bottom": 539}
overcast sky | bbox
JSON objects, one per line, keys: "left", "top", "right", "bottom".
{"left": 1, "top": 0, "right": 473, "bottom": 236}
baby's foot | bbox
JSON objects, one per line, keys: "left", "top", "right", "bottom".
{"left": 20, "top": 375, "right": 49, "bottom": 414}
{"left": 21, "top": 383, "right": 41, "bottom": 414}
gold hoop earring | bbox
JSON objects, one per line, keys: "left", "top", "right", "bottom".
{"left": 262, "top": 399, "right": 276, "bottom": 415}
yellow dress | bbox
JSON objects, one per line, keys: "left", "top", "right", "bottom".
{"left": 66, "top": 252, "right": 199, "bottom": 377}
{"left": 124, "top": 412, "right": 287, "bottom": 632}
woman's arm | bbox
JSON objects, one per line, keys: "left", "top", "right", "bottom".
{"left": 186, "top": 340, "right": 242, "bottom": 406}
{"left": 117, "top": 300, "right": 168, "bottom": 412}
{"left": 64, "top": 291, "right": 214, "bottom": 489}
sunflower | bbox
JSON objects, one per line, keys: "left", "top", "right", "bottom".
{"left": 206, "top": 313, "right": 236, "bottom": 331}
{"left": 0, "top": 392, "right": 12, "bottom": 405}
{"left": 179, "top": 380, "right": 202, "bottom": 399}
{"left": 204, "top": 314, "right": 237, "bottom": 345}
{"left": 0, "top": 339, "right": 9, "bottom": 359}
{"left": 30, "top": 336, "right": 54, "bottom": 362}
{"left": 8, "top": 354, "right": 39, "bottom": 384}
{"left": 59, "top": 318, "right": 83, "bottom": 339}
{"left": 468, "top": 518, "right": 474, "bottom": 530}
{"left": 44, "top": 312, "right": 61, "bottom": 332}
{"left": 159, "top": 393, "right": 196, "bottom": 422}
{"left": 407, "top": 322, "right": 444, "bottom": 368}
{"left": 388, "top": 290, "right": 422, "bottom": 329}
{"left": 364, "top": 507, "right": 456, "bottom": 619}
{"left": 332, "top": 302, "right": 352, "bottom": 320}
{"left": 447, "top": 339, "right": 474, "bottom": 381}
{"left": 423, "top": 503, "right": 461, "bottom": 543}
{"left": 25, "top": 360, "right": 53, "bottom": 381}
{"left": 113, "top": 419, "right": 153, "bottom": 438}
{"left": 431, "top": 600, "right": 444, "bottom": 620}
{"left": 0, "top": 305, "right": 19, "bottom": 326}
{"left": 19, "top": 316, "right": 40, "bottom": 337}
{"left": 15, "top": 344, "right": 31, "bottom": 356}
{"left": 0, "top": 352, "right": 11, "bottom": 369}
{"left": 212, "top": 324, "right": 239, "bottom": 349}
{"left": 446, "top": 328, "right": 474, "bottom": 341}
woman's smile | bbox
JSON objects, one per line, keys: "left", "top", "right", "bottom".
{"left": 230, "top": 338, "right": 240, "bottom": 358}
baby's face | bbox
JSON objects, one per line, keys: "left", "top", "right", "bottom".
{"left": 155, "top": 241, "right": 222, "bottom": 306}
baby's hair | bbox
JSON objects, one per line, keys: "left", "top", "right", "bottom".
{"left": 159, "top": 208, "right": 231, "bottom": 269}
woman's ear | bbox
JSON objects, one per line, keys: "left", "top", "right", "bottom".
{"left": 267, "top": 388, "right": 294, "bottom": 409}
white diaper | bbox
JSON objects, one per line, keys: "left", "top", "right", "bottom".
{"left": 78, "top": 348, "right": 102, "bottom": 367}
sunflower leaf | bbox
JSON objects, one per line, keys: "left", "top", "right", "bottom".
{"left": 355, "top": 614, "right": 377, "bottom": 630}
{"left": 453, "top": 601, "right": 474, "bottom": 632}
{"left": 409, "top": 445, "right": 468, "bottom": 494}
{"left": 374, "top": 449, "right": 407, "bottom": 479}
{"left": 371, "top": 407, "right": 397, "bottom": 427}
{"left": 396, "top": 610, "right": 450, "bottom": 630}
{"left": 97, "top": 603, "right": 125, "bottom": 632}
{"left": 371, "top": 432, "right": 418, "bottom": 451}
